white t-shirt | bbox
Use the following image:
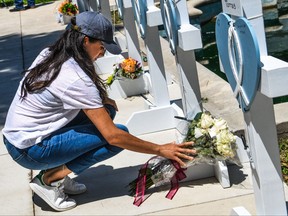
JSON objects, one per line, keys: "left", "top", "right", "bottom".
{"left": 2, "top": 48, "right": 103, "bottom": 149}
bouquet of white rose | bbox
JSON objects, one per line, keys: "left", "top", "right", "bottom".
{"left": 128, "top": 111, "right": 241, "bottom": 206}
{"left": 182, "top": 111, "right": 239, "bottom": 166}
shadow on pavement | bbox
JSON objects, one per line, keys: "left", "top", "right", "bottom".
{"left": 32, "top": 164, "right": 141, "bottom": 212}
{"left": 0, "top": 30, "right": 64, "bottom": 126}
{"left": 71, "top": 165, "right": 138, "bottom": 205}
{"left": 228, "top": 164, "right": 248, "bottom": 186}
{"left": 31, "top": 163, "right": 248, "bottom": 212}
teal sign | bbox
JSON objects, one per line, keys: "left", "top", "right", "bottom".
{"left": 131, "top": 0, "right": 147, "bottom": 38}
{"left": 160, "top": 0, "right": 179, "bottom": 55}
{"left": 215, "top": 13, "right": 261, "bottom": 112}
{"left": 115, "top": 0, "right": 123, "bottom": 19}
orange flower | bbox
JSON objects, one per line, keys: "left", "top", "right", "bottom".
{"left": 121, "top": 57, "right": 137, "bottom": 73}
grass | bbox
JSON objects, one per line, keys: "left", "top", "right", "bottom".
{"left": 1, "top": 0, "right": 14, "bottom": 7}
{"left": 279, "top": 137, "right": 288, "bottom": 184}
{"left": 111, "top": 10, "right": 123, "bottom": 25}
{"left": 1, "top": 0, "right": 55, "bottom": 7}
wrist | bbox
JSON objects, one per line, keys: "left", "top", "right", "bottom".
{"left": 156, "top": 144, "right": 166, "bottom": 157}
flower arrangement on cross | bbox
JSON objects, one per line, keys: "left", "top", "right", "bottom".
{"left": 106, "top": 57, "right": 143, "bottom": 86}
{"left": 58, "top": 0, "right": 79, "bottom": 16}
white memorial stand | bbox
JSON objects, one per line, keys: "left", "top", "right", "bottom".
{"left": 115, "top": 0, "right": 143, "bottom": 65}
{"left": 125, "top": 0, "right": 183, "bottom": 135}
{"left": 216, "top": 0, "right": 287, "bottom": 215}
{"left": 160, "top": 0, "right": 230, "bottom": 189}
{"left": 91, "top": 0, "right": 126, "bottom": 82}
{"left": 77, "top": 0, "right": 111, "bottom": 22}
{"left": 98, "top": 0, "right": 112, "bottom": 22}
{"left": 95, "top": 0, "right": 146, "bottom": 99}
{"left": 160, "top": 0, "right": 202, "bottom": 119}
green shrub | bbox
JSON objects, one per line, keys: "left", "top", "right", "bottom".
{"left": 1, "top": 0, "right": 55, "bottom": 7}
{"left": 279, "top": 137, "right": 288, "bottom": 184}
{"left": 1, "top": 0, "right": 14, "bottom": 7}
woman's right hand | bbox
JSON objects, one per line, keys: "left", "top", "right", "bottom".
{"left": 158, "top": 142, "right": 196, "bottom": 167}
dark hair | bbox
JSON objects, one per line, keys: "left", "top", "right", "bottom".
{"left": 20, "top": 17, "right": 108, "bottom": 101}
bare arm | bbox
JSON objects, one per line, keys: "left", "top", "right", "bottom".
{"left": 83, "top": 107, "right": 195, "bottom": 166}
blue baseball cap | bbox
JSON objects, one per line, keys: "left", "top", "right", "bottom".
{"left": 76, "top": 11, "right": 121, "bottom": 55}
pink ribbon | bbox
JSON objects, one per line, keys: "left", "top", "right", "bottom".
{"left": 133, "top": 158, "right": 187, "bottom": 206}
{"left": 165, "top": 160, "right": 187, "bottom": 200}
{"left": 133, "top": 168, "right": 147, "bottom": 206}
{"left": 133, "top": 157, "right": 155, "bottom": 207}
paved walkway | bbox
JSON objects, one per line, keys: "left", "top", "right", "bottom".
{"left": 0, "top": 1, "right": 287, "bottom": 215}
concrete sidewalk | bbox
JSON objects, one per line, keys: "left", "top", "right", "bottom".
{"left": 0, "top": 1, "right": 287, "bottom": 215}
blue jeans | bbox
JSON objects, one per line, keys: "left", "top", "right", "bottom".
{"left": 4, "top": 106, "right": 127, "bottom": 174}
{"left": 14, "top": 0, "right": 35, "bottom": 9}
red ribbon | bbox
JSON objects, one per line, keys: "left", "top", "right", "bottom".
{"left": 133, "top": 157, "right": 155, "bottom": 207}
{"left": 165, "top": 160, "right": 187, "bottom": 200}
{"left": 133, "top": 168, "right": 147, "bottom": 206}
{"left": 133, "top": 158, "right": 187, "bottom": 206}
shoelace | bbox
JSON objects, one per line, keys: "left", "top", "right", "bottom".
{"left": 39, "top": 172, "right": 71, "bottom": 203}
{"left": 54, "top": 183, "right": 69, "bottom": 203}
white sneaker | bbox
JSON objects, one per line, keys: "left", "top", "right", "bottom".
{"left": 29, "top": 175, "right": 77, "bottom": 211}
{"left": 63, "top": 176, "right": 87, "bottom": 195}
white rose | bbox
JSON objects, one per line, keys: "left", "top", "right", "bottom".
{"left": 216, "top": 130, "right": 236, "bottom": 157}
{"left": 208, "top": 118, "right": 228, "bottom": 138}
{"left": 214, "top": 118, "right": 227, "bottom": 130}
{"left": 200, "top": 113, "right": 214, "bottom": 129}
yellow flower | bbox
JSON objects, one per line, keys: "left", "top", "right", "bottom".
{"left": 106, "top": 74, "right": 114, "bottom": 85}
